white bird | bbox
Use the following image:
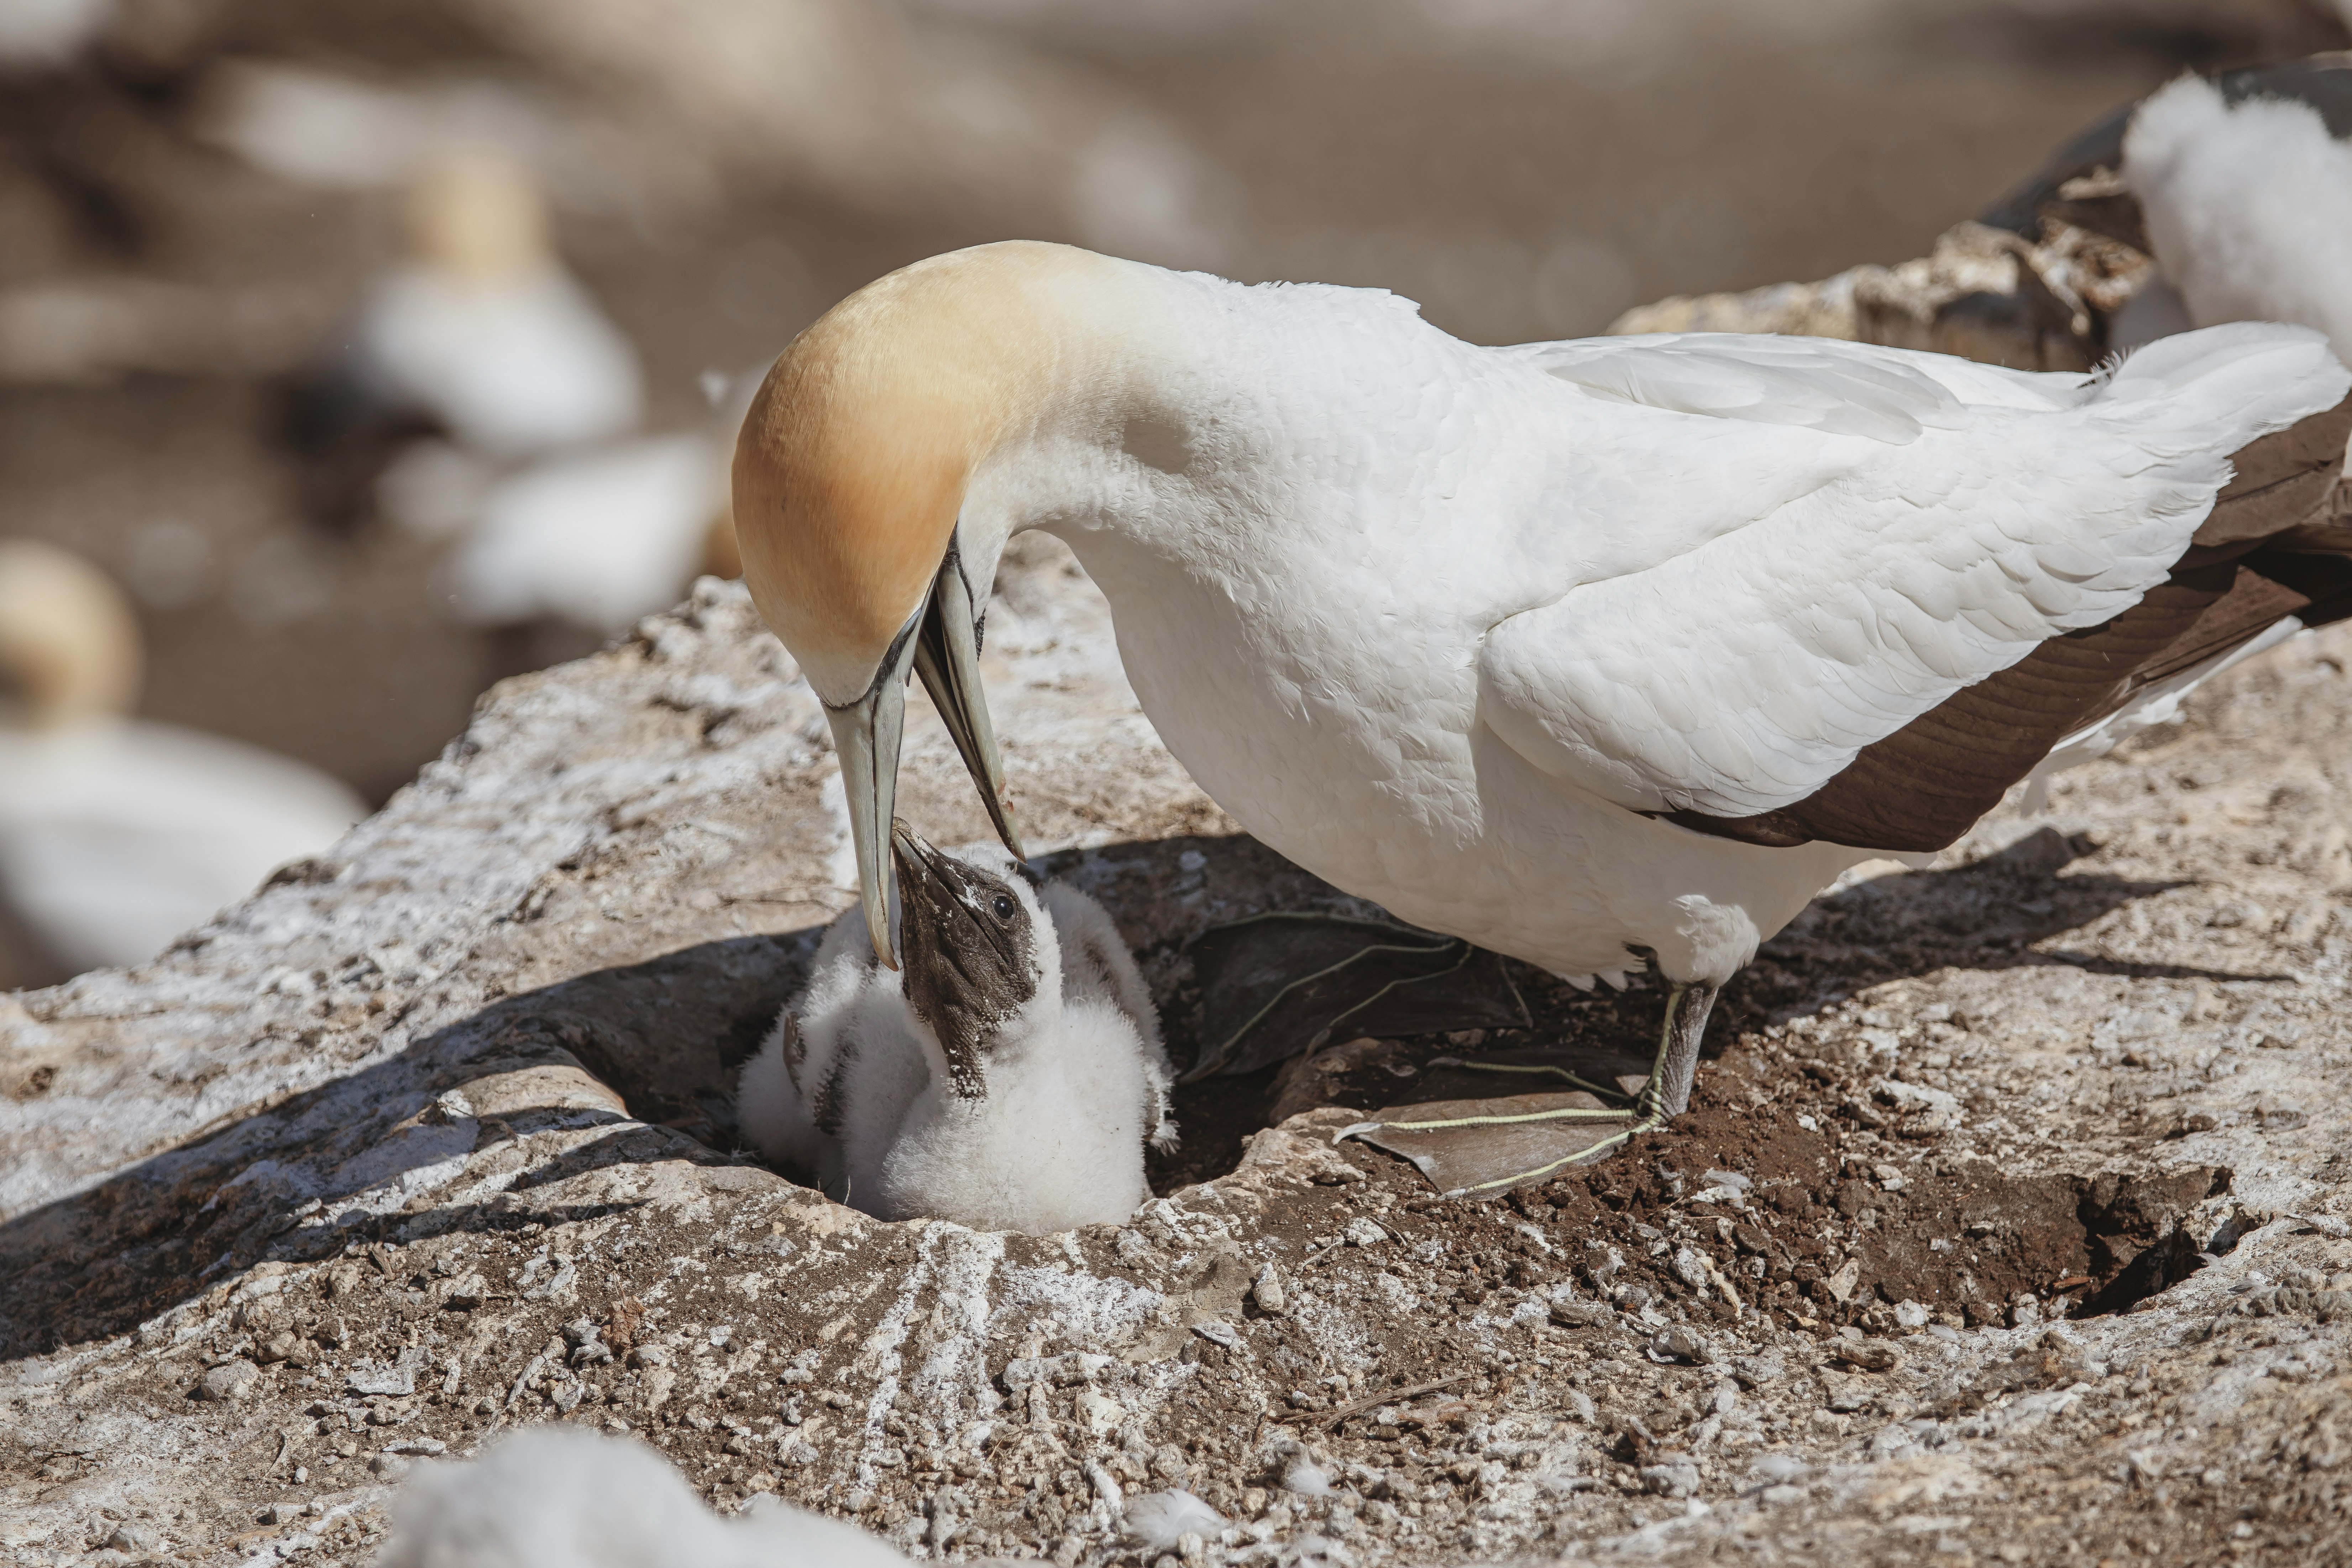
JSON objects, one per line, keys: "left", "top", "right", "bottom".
{"left": 2120, "top": 69, "right": 2352, "bottom": 361}
{"left": 1977, "top": 56, "right": 2352, "bottom": 365}
{"left": 446, "top": 434, "right": 726, "bottom": 633}
{"left": 0, "top": 541, "right": 366, "bottom": 974}
{"left": 378, "top": 1425, "right": 906, "bottom": 1568}
{"left": 727, "top": 241, "right": 2351, "bottom": 1145}
{"left": 737, "top": 820, "right": 1173, "bottom": 1233}
{"left": 350, "top": 152, "right": 643, "bottom": 460}
{"left": 0, "top": 0, "right": 111, "bottom": 66}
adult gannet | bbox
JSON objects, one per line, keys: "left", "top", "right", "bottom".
{"left": 736, "top": 822, "right": 1172, "bottom": 1233}
{"left": 0, "top": 541, "right": 366, "bottom": 974}
{"left": 728, "top": 241, "right": 2352, "bottom": 1145}
{"left": 445, "top": 434, "right": 725, "bottom": 633}
{"left": 342, "top": 152, "right": 643, "bottom": 461}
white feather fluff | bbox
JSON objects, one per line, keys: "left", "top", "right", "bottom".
{"left": 2125, "top": 74, "right": 2352, "bottom": 361}
{"left": 1123, "top": 1490, "right": 1227, "bottom": 1550}
{"left": 377, "top": 1427, "right": 904, "bottom": 1568}
{"left": 735, "top": 844, "right": 1173, "bottom": 1233}
{"left": 358, "top": 265, "right": 644, "bottom": 459}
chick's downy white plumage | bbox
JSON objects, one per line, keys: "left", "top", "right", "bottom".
{"left": 737, "top": 823, "right": 1173, "bottom": 1234}
{"left": 2123, "top": 73, "right": 2352, "bottom": 360}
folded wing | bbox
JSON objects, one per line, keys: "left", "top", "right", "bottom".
{"left": 1480, "top": 325, "right": 2351, "bottom": 852}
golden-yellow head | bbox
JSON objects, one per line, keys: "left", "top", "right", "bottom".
{"left": 730, "top": 241, "right": 1112, "bottom": 706}
{"left": 730, "top": 240, "right": 1125, "bottom": 964}
{"left": 0, "top": 540, "right": 141, "bottom": 730}
{"left": 403, "top": 152, "right": 552, "bottom": 284}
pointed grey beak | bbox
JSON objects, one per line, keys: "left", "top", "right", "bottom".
{"left": 825, "top": 541, "right": 1020, "bottom": 972}
{"left": 825, "top": 614, "right": 922, "bottom": 970}
{"left": 913, "top": 540, "right": 1024, "bottom": 861}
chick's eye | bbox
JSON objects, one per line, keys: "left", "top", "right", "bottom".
{"left": 992, "top": 895, "right": 1015, "bottom": 919}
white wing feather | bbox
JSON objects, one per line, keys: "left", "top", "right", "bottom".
{"left": 1479, "top": 325, "right": 2347, "bottom": 820}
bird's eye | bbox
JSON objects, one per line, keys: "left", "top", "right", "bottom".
{"left": 992, "top": 894, "right": 1014, "bottom": 919}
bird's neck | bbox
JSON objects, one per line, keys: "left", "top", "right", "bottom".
{"left": 907, "top": 985, "right": 1064, "bottom": 1106}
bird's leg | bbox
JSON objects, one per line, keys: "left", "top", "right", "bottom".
{"left": 1566, "top": 978, "right": 1723, "bottom": 1164}
{"left": 1638, "top": 980, "right": 1720, "bottom": 1123}
{"left": 1338, "top": 977, "right": 1724, "bottom": 1189}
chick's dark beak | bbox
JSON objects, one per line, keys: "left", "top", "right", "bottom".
{"left": 890, "top": 819, "right": 1036, "bottom": 1101}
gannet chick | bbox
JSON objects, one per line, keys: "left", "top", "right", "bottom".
{"left": 0, "top": 541, "right": 365, "bottom": 974}
{"left": 2122, "top": 72, "right": 2352, "bottom": 360}
{"left": 730, "top": 241, "right": 2352, "bottom": 1153}
{"left": 379, "top": 1425, "right": 906, "bottom": 1568}
{"left": 349, "top": 152, "right": 643, "bottom": 460}
{"left": 737, "top": 822, "right": 1172, "bottom": 1234}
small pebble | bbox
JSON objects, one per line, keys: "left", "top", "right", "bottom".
{"left": 1834, "top": 1338, "right": 1903, "bottom": 1373}
{"left": 1646, "top": 1327, "right": 1711, "bottom": 1365}
{"left": 1671, "top": 1248, "right": 1711, "bottom": 1293}
{"left": 1551, "top": 1299, "right": 1614, "bottom": 1328}
{"left": 1251, "top": 1263, "right": 1287, "bottom": 1316}
{"left": 106, "top": 1523, "right": 163, "bottom": 1554}
{"left": 196, "top": 1360, "right": 259, "bottom": 1403}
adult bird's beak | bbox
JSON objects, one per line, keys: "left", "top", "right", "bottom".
{"left": 826, "top": 546, "right": 1022, "bottom": 971}
{"left": 913, "top": 539, "right": 1023, "bottom": 862}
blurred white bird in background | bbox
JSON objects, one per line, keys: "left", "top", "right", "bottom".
{"left": 278, "top": 150, "right": 738, "bottom": 635}
{"left": 445, "top": 435, "right": 727, "bottom": 633}
{"left": 354, "top": 152, "right": 644, "bottom": 460}
{"left": 2120, "top": 69, "right": 2352, "bottom": 360}
{"left": 0, "top": 541, "right": 365, "bottom": 974}
{"left": 378, "top": 1426, "right": 906, "bottom": 1568}
{"left": 0, "top": 0, "right": 113, "bottom": 68}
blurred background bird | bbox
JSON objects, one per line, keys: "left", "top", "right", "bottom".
{"left": 378, "top": 1426, "right": 909, "bottom": 1568}
{"left": 0, "top": 541, "right": 363, "bottom": 975}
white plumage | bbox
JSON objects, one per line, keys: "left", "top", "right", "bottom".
{"left": 353, "top": 154, "right": 643, "bottom": 460}
{"left": 1477, "top": 329, "right": 2317, "bottom": 821}
{"left": 1124, "top": 1490, "right": 1227, "bottom": 1551}
{"left": 730, "top": 241, "right": 2350, "bottom": 1127}
{"left": 2124, "top": 75, "right": 2352, "bottom": 362}
{"left": 378, "top": 1426, "right": 905, "bottom": 1568}
{"left": 737, "top": 829, "right": 1173, "bottom": 1233}
{"left": 0, "top": 720, "right": 365, "bottom": 973}
{"left": 447, "top": 435, "right": 722, "bottom": 633}
{"left": 0, "top": 542, "right": 365, "bottom": 974}
{"left": 1046, "top": 280, "right": 2340, "bottom": 987}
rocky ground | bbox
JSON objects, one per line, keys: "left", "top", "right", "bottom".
{"left": 4, "top": 544, "right": 2351, "bottom": 1568}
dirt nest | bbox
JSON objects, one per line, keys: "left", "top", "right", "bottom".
{"left": 3, "top": 567, "right": 2352, "bottom": 1568}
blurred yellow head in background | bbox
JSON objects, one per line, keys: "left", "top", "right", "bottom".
{"left": 402, "top": 151, "right": 554, "bottom": 284}
{"left": 0, "top": 540, "right": 141, "bottom": 729}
